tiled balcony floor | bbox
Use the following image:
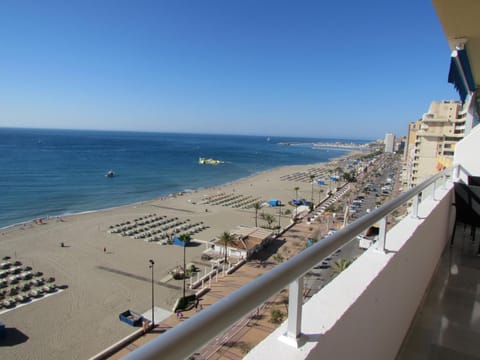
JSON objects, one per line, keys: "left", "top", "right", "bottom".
{"left": 397, "top": 223, "right": 480, "bottom": 360}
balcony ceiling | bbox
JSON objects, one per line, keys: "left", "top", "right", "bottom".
{"left": 433, "top": 0, "right": 480, "bottom": 89}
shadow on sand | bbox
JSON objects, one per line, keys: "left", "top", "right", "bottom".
{"left": 250, "top": 237, "right": 286, "bottom": 262}
{"left": 187, "top": 242, "right": 202, "bottom": 248}
{"left": 0, "top": 327, "right": 29, "bottom": 347}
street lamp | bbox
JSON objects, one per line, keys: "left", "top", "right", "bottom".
{"left": 149, "top": 259, "right": 155, "bottom": 328}
{"left": 277, "top": 206, "right": 282, "bottom": 233}
{"left": 183, "top": 243, "right": 186, "bottom": 300}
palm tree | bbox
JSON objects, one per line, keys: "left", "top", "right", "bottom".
{"left": 178, "top": 233, "right": 191, "bottom": 246}
{"left": 277, "top": 206, "right": 282, "bottom": 230}
{"left": 219, "top": 231, "right": 234, "bottom": 264}
{"left": 293, "top": 186, "right": 300, "bottom": 218}
{"left": 178, "top": 233, "right": 191, "bottom": 299}
{"left": 318, "top": 188, "right": 324, "bottom": 203}
{"left": 342, "top": 171, "right": 355, "bottom": 182}
{"left": 327, "top": 169, "right": 334, "bottom": 195}
{"left": 332, "top": 258, "right": 352, "bottom": 275}
{"left": 264, "top": 214, "right": 275, "bottom": 229}
{"left": 309, "top": 174, "right": 315, "bottom": 203}
{"left": 253, "top": 202, "right": 262, "bottom": 227}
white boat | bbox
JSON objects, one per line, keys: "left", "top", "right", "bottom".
{"left": 198, "top": 157, "right": 224, "bottom": 165}
{"left": 105, "top": 170, "right": 115, "bottom": 178}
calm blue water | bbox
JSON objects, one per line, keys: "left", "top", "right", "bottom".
{"left": 0, "top": 128, "right": 368, "bottom": 228}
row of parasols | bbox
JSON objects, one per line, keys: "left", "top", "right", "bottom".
{"left": 0, "top": 257, "right": 61, "bottom": 311}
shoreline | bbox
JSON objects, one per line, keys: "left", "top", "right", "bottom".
{"left": 1, "top": 151, "right": 358, "bottom": 231}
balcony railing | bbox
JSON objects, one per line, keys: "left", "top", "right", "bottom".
{"left": 123, "top": 165, "right": 467, "bottom": 360}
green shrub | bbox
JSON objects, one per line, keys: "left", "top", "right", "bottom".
{"left": 175, "top": 294, "right": 197, "bottom": 312}
{"left": 237, "top": 341, "right": 252, "bottom": 354}
{"left": 269, "top": 309, "right": 284, "bottom": 324}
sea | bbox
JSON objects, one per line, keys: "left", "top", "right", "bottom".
{"left": 0, "top": 128, "right": 370, "bottom": 229}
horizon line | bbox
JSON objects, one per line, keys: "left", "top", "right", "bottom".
{"left": 0, "top": 126, "right": 380, "bottom": 142}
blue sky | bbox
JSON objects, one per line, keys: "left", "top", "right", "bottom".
{"left": 0, "top": 0, "right": 458, "bottom": 139}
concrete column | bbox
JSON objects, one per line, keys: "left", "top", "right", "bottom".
{"left": 280, "top": 276, "right": 304, "bottom": 348}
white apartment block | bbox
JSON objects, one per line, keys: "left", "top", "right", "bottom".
{"left": 403, "top": 121, "right": 421, "bottom": 187}
{"left": 409, "top": 100, "right": 467, "bottom": 187}
{"left": 384, "top": 133, "right": 395, "bottom": 153}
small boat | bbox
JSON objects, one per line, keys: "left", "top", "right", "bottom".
{"left": 198, "top": 157, "right": 224, "bottom": 165}
{"left": 119, "top": 309, "right": 145, "bottom": 327}
{"left": 105, "top": 170, "right": 115, "bottom": 178}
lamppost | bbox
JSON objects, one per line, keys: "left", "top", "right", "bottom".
{"left": 310, "top": 175, "right": 315, "bottom": 203}
{"left": 149, "top": 259, "right": 155, "bottom": 328}
{"left": 277, "top": 206, "right": 282, "bottom": 233}
{"left": 183, "top": 243, "right": 186, "bottom": 300}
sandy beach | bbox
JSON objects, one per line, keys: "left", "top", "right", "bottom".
{"left": 0, "top": 155, "right": 359, "bottom": 360}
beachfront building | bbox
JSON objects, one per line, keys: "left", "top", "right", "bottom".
{"left": 384, "top": 132, "right": 395, "bottom": 153}
{"left": 403, "top": 121, "right": 420, "bottom": 180}
{"left": 404, "top": 120, "right": 421, "bottom": 162}
{"left": 401, "top": 120, "right": 421, "bottom": 187}
{"left": 120, "top": 1, "right": 480, "bottom": 359}
{"left": 395, "top": 135, "right": 405, "bottom": 154}
{"left": 408, "top": 100, "right": 467, "bottom": 187}
{"left": 210, "top": 226, "right": 274, "bottom": 260}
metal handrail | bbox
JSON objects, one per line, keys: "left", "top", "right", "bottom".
{"left": 124, "top": 166, "right": 461, "bottom": 360}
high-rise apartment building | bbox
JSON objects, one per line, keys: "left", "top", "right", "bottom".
{"left": 402, "top": 121, "right": 422, "bottom": 187}
{"left": 404, "top": 121, "right": 421, "bottom": 161}
{"left": 408, "top": 100, "right": 467, "bottom": 187}
{"left": 384, "top": 133, "right": 395, "bottom": 153}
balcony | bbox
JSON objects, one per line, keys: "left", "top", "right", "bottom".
{"left": 397, "top": 221, "right": 480, "bottom": 359}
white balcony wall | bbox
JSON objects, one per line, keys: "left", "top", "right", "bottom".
{"left": 454, "top": 124, "right": 480, "bottom": 180}
{"left": 246, "top": 185, "right": 455, "bottom": 360}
